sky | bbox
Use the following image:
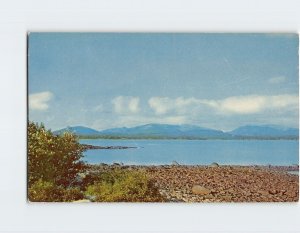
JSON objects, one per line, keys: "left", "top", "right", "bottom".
{"left": 28, "top": 33, "right": 299, "bottom": 131}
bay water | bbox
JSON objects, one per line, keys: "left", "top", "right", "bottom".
{"left": 80, "top": 139, "right": 299, "bottom": 166}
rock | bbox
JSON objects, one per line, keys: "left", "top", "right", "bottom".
{"left": 223, "top": 195, "right": 233, "bottom": 201}
{"left": 85, "top": 164, "right": 299, "bottom": 202}
{"left": 81, "top": 144, "right": 138, "bottom": 150}
{"left": 210, "top": 189, "right": 218, "bottom": 194}
{"left": 210, "top": 162, "right": 219, "bottom": 167}
{"left": 78, "top": 173, "right": 86, "bottom": 178}
{"left": 172, "top": 160, "right": 180, "bottom": 165}
{"left": 205, "top": 194, "right": 214, "bottom": 199}
{"left": 268, "top": 190, "right": 277, "bottom": 195}
{"left": 192, "top": 185, "right": 211, "bottom": 195}
{"left": 73, "top": 199, "right": 91, "bottom": 203}
{"left": 258, "top": 190, "right": 269, "bottom": 196}
{"left": 227, "top": 188, "right": 235, "bottom": 193}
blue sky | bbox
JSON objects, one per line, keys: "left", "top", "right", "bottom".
{"left": 28, "top": 33, "right": 299, "bottom": 131}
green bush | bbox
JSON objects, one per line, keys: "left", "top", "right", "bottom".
{"left": 78, "top": 172, "right": 100, "bottom": 191}
{"left": 28, "top": 179, "right": 84, "bottom": 202}
{"left": 85, "top": 169, "right": 164, "bottom": 202}
{"left": 28, "top": 179, "right": 63, "bottom": 202}
{"left": 61, "top": 187, "right": 84, "bottom": 201}
{"left": 28, "top": 122, "right": 86, "bottom": 188}
{"left": 27, "top": 121, "right": 164, "bottom": 202}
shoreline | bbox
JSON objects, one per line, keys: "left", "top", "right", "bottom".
{"left": 81, "top": 144, "right": 137, "bottom": 150}
{"left": 86, "top": 164, "right": 299, "bottom": 202}
{"left": 87, "top": 163, "right": 299, "bottom": 172}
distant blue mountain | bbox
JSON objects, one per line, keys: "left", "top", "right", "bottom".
{"left": 229, "top": 125, "right": 299, "bottom": 137}
{"left": 99, "top": 123, "right": 229, "bottom": 138}
{"left": 54, "top": 126, "right": 100, "bottom": 136}
{"left": 54, "top": 124, "right": 299, "bottom": 139}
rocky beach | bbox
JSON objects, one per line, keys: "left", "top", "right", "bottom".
{"left": 87, "top": 164, "right": 299, "bottom": 202}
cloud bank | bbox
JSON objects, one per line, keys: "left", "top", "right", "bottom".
{"left": 112, "top": 96, "right": 140, "bottom": 114}
{"left": 148, "top": 94, "right": 298, "bottom": 115}
{"left": 29, "top": 91, "right": 53, "bottom": 111}
{"left": 97, "top": 94, "right": 297, "bottom": 131}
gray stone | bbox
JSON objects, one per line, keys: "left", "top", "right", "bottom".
{"left": 210, "top": 162, "right": 219, "bottom": 167}
{"left": 172, "top": 160, "right": 180, "bottom": 165}
{"left": 192, "top": 185, "right": 211, "bottom": 195}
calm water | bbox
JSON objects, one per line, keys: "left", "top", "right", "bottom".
{"left": 80, "top": 139, "right": 299, "bottom": 166}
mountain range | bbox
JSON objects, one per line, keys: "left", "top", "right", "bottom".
{"left": 230, "top": 125, "right": 299, "bottom": 137}
{"left": 53, "top": 124, "right": 299, "bottom": 139}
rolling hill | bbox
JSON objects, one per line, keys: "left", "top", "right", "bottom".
{"left": 229, "top": 125, "right": 298, "bottom": 137}
{"left": 53, "top": 126, "right": 100, "bottom": 136}
{"left": 99, "top": 124, "right": 229, "bottom": 138}
{"left": 54, "top": 124, "right": 299, "bottom": 139}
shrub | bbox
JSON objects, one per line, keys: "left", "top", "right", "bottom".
{"left": 28, "top": 179, "right": 64, "bottom": 202}
{"left": 85, "top": 169, "right": 164, "bottom": 202}
{"left": 28, "top": 179, "right": 84, "bottom": 202}
{"left": 28, "top": 122, "right": 86, "bottom": 188}
{"left": 62, "top": 187, "right": 84, "bottom": 201}
{"left": 78, "top": 172, "right": 100, "bottom": 191}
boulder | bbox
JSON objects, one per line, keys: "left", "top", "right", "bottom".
{"left": 192, "top": 185, "right": 211, "bottom": 195}
{"left": 210, "top": 162, "right": 219, "bottom": 167}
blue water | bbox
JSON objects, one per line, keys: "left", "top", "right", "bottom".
{"left": 80, "top": 139, "right": 299, "bottom": 166}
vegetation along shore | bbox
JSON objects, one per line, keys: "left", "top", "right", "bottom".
{"left": 28, "top": 122, "right": 298, "bottom": 202}
{"left": 84, "top": 164, "right": 299, "bottom": 202}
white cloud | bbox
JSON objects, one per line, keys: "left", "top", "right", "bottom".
{"left": 268, "top": 76, "right": 286, "bottom": 84}
{"left": 90, "top": 94, "right": 298, "bottom": 130}
{"left": 112, "top": 96, "right": 140, "bottom": 114}
{"left": 148, "top": 97, "right": 174, "bottom": 115}
{"left": 148, "top": 94, "right": 298, "bottom": 115}
{"left": 148, "top": 97, "right": 200, "bottom": 115}
{"left": 214, "top": 95, "right": 267, "bottom": 114}
{"left": 269, "top": 94, "right": 299, "bottom": 108}
{"left": 128, "top": 97, "right": 140, "bottom": 113}
{"left": 212, "top": 95, "right": 298, "bottom": 114}
{"left": 29, "top": 91, "right": 53, "bottom": 111}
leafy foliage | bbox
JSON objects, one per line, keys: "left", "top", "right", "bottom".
{"left": 28, "top": 121, "right": 86, "bottom": 201}
{"left": 62, "top": 187, "right": 85, "bottom": 201}
{"left": 85, "top": 169, "right": 164, "bottom": 202}
{"left": 28, "top": 179, "right": 84, "bottom": 202}
{"left": 28, "top": 121, "right": 85, "bottom": 188}
{"left": 28, "top": 122, "right": 164, "bottom": 202}
{"left": 28, "top": 179, "right": 62, "bottom": 202}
